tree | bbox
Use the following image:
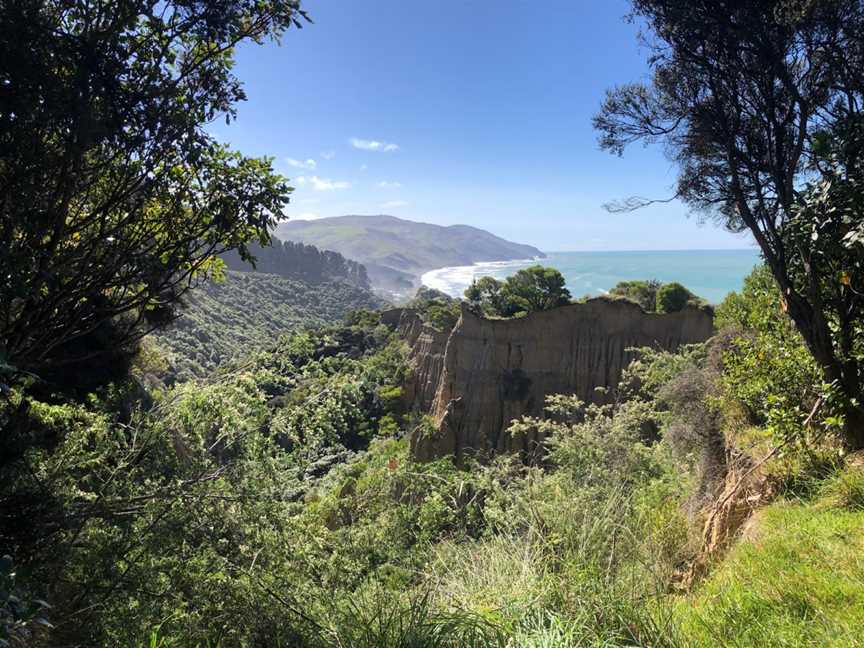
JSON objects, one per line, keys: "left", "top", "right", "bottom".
{"left": 656, "top": 282, "right": 693, "bottom": 313}
{"left": 408, "top": 286, "right": 461, "bottom": 331}
{"left": 504, "top": 265, "right": 572, "bottom": 313}
{"left": 464, "top": 276, "right": 510, "bottom": 317}
{"left": 0, "top": 1, "right": 309, "bottom": 389}
{"left": 465, "top": 266, "right": 571, "bottom": 317}
{"left": 594, "top": 0, "right": 864, "bottom": 448}
{"left": 609, "top": 279, "right": 662, "bottom": 311}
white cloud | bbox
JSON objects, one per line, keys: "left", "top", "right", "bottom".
{"left": 294, "top": 212, "right": 323, "bottom": 220}
{"left": 360, "top": 164, "right": 368, "bottom": 171}
{"left": 295, "top": 175, "right": 352, "bottom": 191}
{"left": 320, "top": 151, "right": 336, "bottom": 160}
{"left": 285, "top": 157, "right": 317, "bottom": 170}
{"left": 382, "top": 200, "right": 409, "bottom": 208}
{"left": 377, "top": 181, "right": 402, "bottom": 189}
{"left": 350, "top": 137, "right": 400, "bottom": 152}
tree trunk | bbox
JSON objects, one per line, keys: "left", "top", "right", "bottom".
{"left": 842, "top": 402, "right": 864, "bottom": 452}
{"left": 769, "top": 274, "right": 864, "bottom": 451}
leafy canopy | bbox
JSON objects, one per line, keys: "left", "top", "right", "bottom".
{"left": 717, "top": 265, "right": 842, "bottom": 446}
{"left": 594, "top": 0, "right": 864, "bottom": 448}
{"left": 608, "top": 279, "right": 662, "bottom": 312}
{"left": 464, "top": 266, "right": 571, "bottom": 317}
{"left": 656, "top": 282, "right": 694, "bottom": 313}
{"left": 0, "top": 0, "right": 308, "bottom": 389}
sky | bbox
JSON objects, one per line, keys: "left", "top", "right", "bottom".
{"left": 212, "top": 0, "right": 755, "bottom": 252}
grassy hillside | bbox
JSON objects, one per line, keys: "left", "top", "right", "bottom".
{"left": 276, "top": 215, "right": 545, "bottom": 297}
{"left": 674, "top": 486, "right": 864, "bottom": 646}
{"left": 151, "top": 271, "right": 386, "bottom": 381}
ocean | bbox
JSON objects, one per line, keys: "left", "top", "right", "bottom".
{"left": 421, "top": 249, "right": 762, "bottom": 305}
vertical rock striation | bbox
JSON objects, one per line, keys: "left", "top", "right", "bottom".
{"left": 381, "top": 308, "right": 450, "bottom": 413}
{"left": 391, "top": 299, "right": 714, "bottom": 462}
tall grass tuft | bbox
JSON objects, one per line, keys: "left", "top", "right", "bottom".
{"left": 314, "top": 589, "right": 505, "bottom": 648}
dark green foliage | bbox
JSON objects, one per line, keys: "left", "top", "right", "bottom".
{"left": 152, "top": 271, "right": 386, "bottom": 381}
{"left": 607, "top": 279, "right": 707, "bottom": 313}
{"left": 464, "top": 266, "right": 571, "bottom": 317}
{"left": 656, "top": 282, "right": 693, "bottom": 313}
{"left": 463, "top": 276, "right": 511, "bottom": 317}
{"left": 0, "top": 322, "right": 409, "bottom": 645}
{"left": 408, "top": 287, "right": 461, "bottom": 331}
{"left": 595, "top": 0, "right": 864, "bottom": 447}
{"left": 4, "top": 278, "right": 864, "bottom": 645}
{"left": 716, "top": 265, "right": 843, "bottom": 447}
{"left": 608, "top": 279, "right": 661, "bottom": 311}
{"left": 345, "top": 308, "right": 384, "bottom": 329}
{"left": 505, "top": 265, "right": 572, "bottom": 312}
{"left": 5, "top": 1, "right": 864, "bottom": 643}
{"left": 0, "top": 555, "right": 51, "bottom": 647}
{"left": 222, "top": 236, "right": 371, "bottom": 289}
{"left": 0, "top": 0, "right": 307, "bottom": 386}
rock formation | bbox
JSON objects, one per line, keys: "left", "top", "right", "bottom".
{"left": 387, "top": 298, "right": 714, "bottom": 462}
{"left": 381, "top": 308, "right": 449, "bottom": 412}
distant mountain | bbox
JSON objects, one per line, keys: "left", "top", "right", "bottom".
{"left": 221, "top": 236, "right": 370, "bottom": 290}
{"left": 275, "top": 215, "right": 544, "bottom": 298}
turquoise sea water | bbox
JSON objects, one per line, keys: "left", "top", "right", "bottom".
{"left": 422, "top": 249, "right": 762, "bottom": 305}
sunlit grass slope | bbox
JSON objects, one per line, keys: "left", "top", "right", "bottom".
{"left": 674, "top": 466, "right": 864, "bottom": 648}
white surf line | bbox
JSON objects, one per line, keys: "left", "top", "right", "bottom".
{"left": 421, "top": 257, "right": 543, "bottom": 297}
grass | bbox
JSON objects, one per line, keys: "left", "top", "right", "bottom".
{"left": 673, "top": 474, "right": 864, "bottom": 647}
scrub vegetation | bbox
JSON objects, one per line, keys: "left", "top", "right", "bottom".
{"left": 2, "top": 1, "right": 864, "bottom": 646}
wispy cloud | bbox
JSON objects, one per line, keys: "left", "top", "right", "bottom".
{"left": 296, "top": 175, "right": 352, "bottom": 191}
{"left": 294, "top": 212, "right": 323, "bottom": 220}
{"left": 350, "top": 137, "right": 400, "bottom": 152}
{"left": 320, "top": 150, "right": 336, "bottom": 160}
{"left": 377, "top": 181, "right": 402, "bottom": 189}
{"left": 360, "top": 164, "right": 368, "bottom": 171}
{"left": 285, "top": 157, "right": 317, "bottom": 170}
{"left": 382, "top": 200, "right": 408, "bottom": 209}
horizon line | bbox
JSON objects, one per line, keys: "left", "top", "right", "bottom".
{"left": 542, "top": 247, "right": 759, "bottom": 254}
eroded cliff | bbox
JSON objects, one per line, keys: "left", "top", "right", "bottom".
{"left": 389, "top": 299, "right": 714, "bottom": 462}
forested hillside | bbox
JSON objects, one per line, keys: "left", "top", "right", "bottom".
{"left": 221, "top": 236, "right": 371, "bottom": 289}
{"left": 152, "top": 271, "right": 386, "bottom": 381}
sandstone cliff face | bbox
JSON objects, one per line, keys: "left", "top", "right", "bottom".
{"left": 401, "top": 299, "right": 714, "bottom": 462}
{"left": 381, "top": 308, "right": 450, "bottom": 413}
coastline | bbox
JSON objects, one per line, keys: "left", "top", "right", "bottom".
{"left": 421, "top": 257, "right": 545, "bottom": 297}
{"left": 420, "top": 249, "right": 760, "bottom": 303}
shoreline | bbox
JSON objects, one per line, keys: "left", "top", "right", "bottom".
{"left": 421, "top": 257, "right": 545, "bottom": 297}
{"left": 420, "top": 249, "right": 761, "bottom": 303}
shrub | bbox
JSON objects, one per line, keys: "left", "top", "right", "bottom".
{"left": 608, "top": 279, "right": 661, "bottom": 311}
{"left": 655, "top": 282, "right": 693, "bottom": 313}
{"left": 464, "top": 266, "right": 571, "bottom": 317}
{"left": 821, "top": 465, "right": 864, "bottom": 511}
{"left": 716, "top": 265, "right": 843, "bottom": 447}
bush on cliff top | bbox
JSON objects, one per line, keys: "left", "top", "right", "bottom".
{"left": 464, "top": 265, "right": 571, "bottom": 317}
{"left": 609, "top": 279, "right": 703, "bottom": 312}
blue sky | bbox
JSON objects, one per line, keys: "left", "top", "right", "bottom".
{"left": 213, "top": 0, "right": 754, "bottom": 252}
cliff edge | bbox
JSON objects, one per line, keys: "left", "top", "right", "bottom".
{"left": 388, "top": 299, "right": 714, "bottom": 462}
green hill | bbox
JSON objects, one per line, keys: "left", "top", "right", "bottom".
{"left": 276, "top": 215, "right": 544, "bottom": 298}
{"left": 151, "top": 271, "right": 386, "bottom": 381}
